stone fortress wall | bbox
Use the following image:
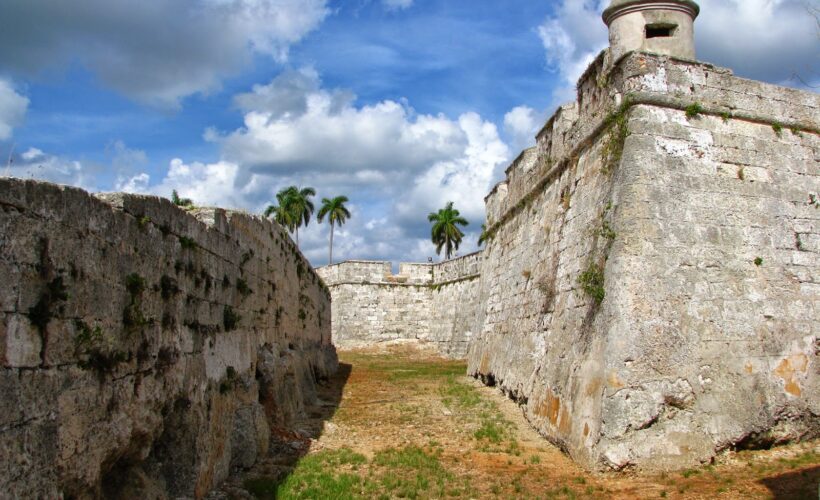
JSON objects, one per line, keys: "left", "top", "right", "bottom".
{"left": 320, "top": 47, "right": 819, "bottom": 470}
{"left": 468, "top": 50, "right": 819, "bottom": 471}
{"left": 0, "top": 179, "right": 338, "bottom": 498}
{"left": 316, "top": 252, "right": 481, "bottom": 358}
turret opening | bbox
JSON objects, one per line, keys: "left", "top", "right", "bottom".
{"left": 645, "top": 23, "right": 677, "bottom": 39}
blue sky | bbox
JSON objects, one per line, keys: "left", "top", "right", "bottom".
{"left": 1, "top": 0, "right": 817, "bottom": 266}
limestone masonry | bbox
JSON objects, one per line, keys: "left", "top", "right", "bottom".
{"left": 0, "top": 179, "right": 337, "bottom": 498}
{"left": 1, "top": 0, "right": 818, "bottom": 489}
{"left": 469, "top": 50, "right": 819, "bottom": 471}
{"left": 316, "top": 253, "right": 480, "bottom": 358}
{"left": 320, "top": 0, "right": 819, "bottom": 472}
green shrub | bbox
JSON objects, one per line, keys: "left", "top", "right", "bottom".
{"left": 578, "top": 264, "right": 605, "bottom": 304}
{"left": 685, "top": 102, "right": 703, "bottom": 119}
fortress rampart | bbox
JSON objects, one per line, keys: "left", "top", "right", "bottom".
{"left": 316, "top": 252, "right": 481, "bottom": 357}
{"left": 320, "top": 49, "right": 819, "bottom": 471}
{"left": 0, "top": 179, "right": 337, "bottom": 498}
{"left": 469, "top": 51, "right": 819, "bottom": 470}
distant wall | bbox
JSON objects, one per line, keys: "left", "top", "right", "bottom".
{"left": 316, "top": 253, "right": 481, "bottom": 358}
{"left": 0, "top": 179, "right": 337, "bottom": 498}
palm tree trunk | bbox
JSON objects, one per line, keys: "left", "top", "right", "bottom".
{"left": 329, "top": 222, "right": 334, "bottom": 265}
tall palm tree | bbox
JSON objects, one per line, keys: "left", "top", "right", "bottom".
{"left": 265, "top": 190, "right": 297, "bottom": 235}
{"left": 317, "top": 196, "right": 351, "bottom": 265}
{"left": 428, "top": 201, "right": 469, "bottom": 260}
{"left": 265, "top": 186, "right": 315, "bottom": 245}
{"left": 286, "top": 186, "right": 315, "bottom": 245}
{"left": 264, "top": 202, "right": 296, "bottom": 234}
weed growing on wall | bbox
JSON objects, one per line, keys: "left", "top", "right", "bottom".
{"left": 772, "top": 122, "right": 783, "bottom": 137}
{"left": 685, "top": 102, "right": 703, "bottom": 119}
{"left": 598, "top": 220, "right": 617, "bottom": 240}
{"left": 178, "top": 235, "right": 197, "bottom": 250}
{"left": 74, "top": 320, "right": 127, "bottom": 375}
{"left": 137, "top": 215, "right": 151, "bottom": 230}
{"left": 578, "top": 264, "right": 605, "bottom": 304}
{"left": 601, "top": 98, "right": 631, "bottom": 173}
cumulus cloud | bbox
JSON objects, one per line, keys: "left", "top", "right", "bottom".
{"left": 394, "top": 113, "right": 510, "bottom": 228}
{"left": 0, "top": 0, "right": 329, "bottom": 108}
{"left": 0, "top": 79, "right": 29, "bottom": 140}
{"left": 537, "top": 0, "right": 820, "bottom": 103}
{"left": 115, "top": 69, "right": 514, "bottom": 264}
{"left": 213, "top": 69, "right": 468, "bottom": 176}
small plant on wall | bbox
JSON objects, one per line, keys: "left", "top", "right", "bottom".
{"left": 578, "top": 263, "right": 605, "bottom": 305}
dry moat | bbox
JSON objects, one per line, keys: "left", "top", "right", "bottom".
{"left": 211, "top": 347, "right": 820, "bottom": 500}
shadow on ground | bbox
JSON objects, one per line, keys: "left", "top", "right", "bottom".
{"left": 758, "top": 465, "right": 819, "bottom": 500}
{"left": 208, "top": 362, "right": 352, "bottom": 499}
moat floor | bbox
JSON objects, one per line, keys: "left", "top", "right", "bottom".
{"left": 210, "top": 347, "right": 819, "bottom": 499}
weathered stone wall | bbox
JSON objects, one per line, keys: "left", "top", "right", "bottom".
{"left": 316, "top": 253, "right": 481, "bottom": 357}
{"left": 468, "top": 51, "right": 819, "bottom": 471}
{"left": 0, "top": 178, "right": 338, "bottom": 498}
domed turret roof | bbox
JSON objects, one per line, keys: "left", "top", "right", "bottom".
{"left": 603, "top": 0, "right": 700, "bottom": 25}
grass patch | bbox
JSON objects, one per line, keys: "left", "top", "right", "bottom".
{"left": 383, "top": 361, "right": 466, "bottom": 382}
{"left": 439, "top": 376, "right": 482, "bottom": 409}
{"left": 248, "top": 448, "right": 369, "bottom": 499}
{"left": 263, "top": 446, "right": 459, "bottom": 500}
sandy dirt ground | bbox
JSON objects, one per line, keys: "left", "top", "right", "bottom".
{"left": 210, "top": 346, "right": 819, "bottom": 499}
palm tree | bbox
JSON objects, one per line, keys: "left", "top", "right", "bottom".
{"left": 264, "top": 202, "right": 297, "bottom": 234}
{"left": 428, "top": 201, "right": 469, "bottom": 260}
{"left": 265, "top": 186, "right": 315, "bottom": 245}
{"left": 317, "top": 196, "right": 351, "bottom": 265}
{"left": 171, "top": 189, "right": 193, "bottom": 208}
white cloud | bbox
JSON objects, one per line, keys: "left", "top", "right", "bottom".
{"left": 114, "top": 69, "right": 515, "bottom": 265}
{"left": 0, "top": 0, "right": 329, "bottom": 108}
{"left": 696, "top": 0, "right": 819, "bottom": 86}
{"left": 503, "top": 105, "right": 542, "bottom": 154}
{"left": 537, "top": 0, "right": 608, "bottom": 104}
{"left": 0, "top": 79, "right": 29, "bottom": 140}
{"left": 382, "top": 0, "right": 413, "bottom": 11}
{"left": 214, "top": 69, "right": 468, "bottom": 175}
{"left": 395, "top": 112, "right": 510, "bottom": 227}
{"left": 537, "top": 0, "right": 820, "bottom": 102}
{"left": 3, "top": 147, "right": 96, "bottom": 191}
{"left": 116, "top": 172, "right": 151, "bottom": 193}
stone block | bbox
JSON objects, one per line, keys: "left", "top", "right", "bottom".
{"left": 2, "top": 314, "right": 42, "bottom": 368}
